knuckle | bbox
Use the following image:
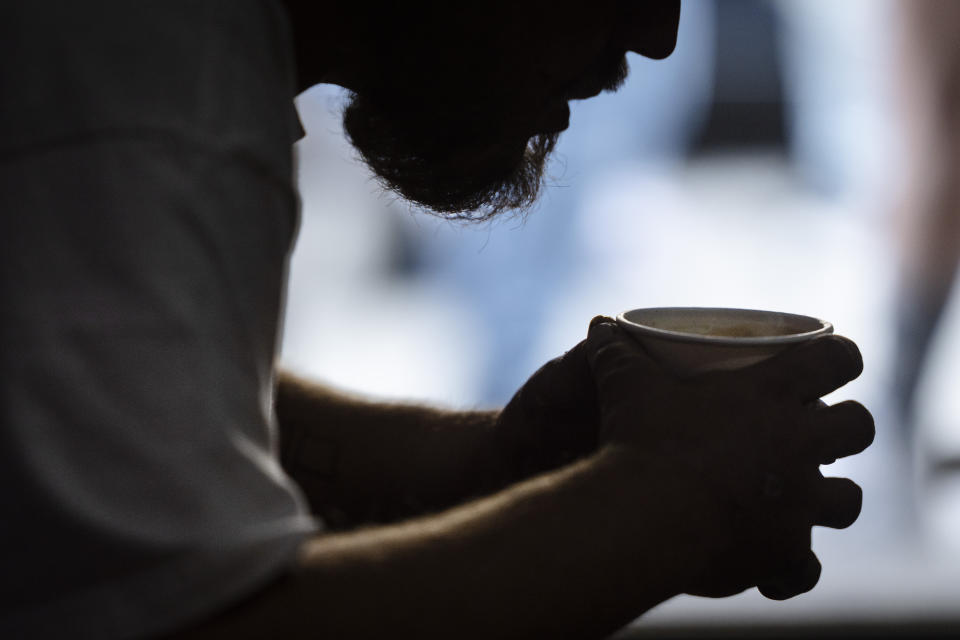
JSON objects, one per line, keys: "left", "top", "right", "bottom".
{"left": 843, "top": 401, "right": 876, "bottom": 446}
{"left": 827, "top": 475, "right": 860, "bottom": 496}
{"left": 826, "top": 335, "right": 864, "bottom": 379}
{"left": 831, "top": 400, "right": 875, "bottom": 436}
{"left": 589, "top": 315, "right": 616, "bottom": 328}
{"left": 822, "top": 477, "right": 862, "bottom": 528}
{"left": 837, "top": 399, "right": 872, "bottom": 421}
{"left": 594, "top": 344, "right": 631, "bottom": 369}
{"left": 792, "top": 336, "right": 862, "bottom": 391}
{"left": 758, "top": 553, "right": 819, "bottom": 600}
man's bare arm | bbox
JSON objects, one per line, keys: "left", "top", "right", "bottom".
{"left": 275, "top": 370, "right": 510, "bottom": 527}
{"left": 275, "top": 353, "right": 598, "bottom": 528}
{"left": 174, "top": 446, "right": 684, "bottom": 640}
{"left": 174, "top": 325, "right": 870, "bottom": 639}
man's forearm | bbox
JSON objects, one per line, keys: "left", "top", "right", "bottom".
{"left": 275, "top": 370, "right": 518, "bottom": 527}
{"left": 175, "top": 447, "right": 683, "bottom": 640}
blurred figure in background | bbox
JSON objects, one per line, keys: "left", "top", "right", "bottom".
{"left": 891, "top": 0, "right": 960, "bottom": 471}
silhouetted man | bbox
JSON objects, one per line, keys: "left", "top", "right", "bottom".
{"left": 0, "top": 2, "right": 873, "bottom": 638}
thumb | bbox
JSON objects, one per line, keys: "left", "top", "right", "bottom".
{"left": 589, "top": 314, "right": 616, "bottom": 329}
{"left": 584, "top": 316, "right": 665, "bottom": 396}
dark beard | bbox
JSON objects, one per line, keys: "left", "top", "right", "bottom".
{"left": 342, "top": 93, "right": 560, "bottom": 223}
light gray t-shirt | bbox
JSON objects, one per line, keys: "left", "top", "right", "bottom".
{"left": 0, "top": 2, "right": 317, "bottom": 637}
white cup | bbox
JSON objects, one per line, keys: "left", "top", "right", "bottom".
{"left": 615, "top": 307, "right": 833, "bottom": 377}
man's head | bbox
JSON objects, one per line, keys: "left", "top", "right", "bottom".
{"left": 289, "top": 1, "right": 680, "bottom": 220}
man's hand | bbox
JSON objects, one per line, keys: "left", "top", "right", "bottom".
{"left": 495, "top": 324, "right": 602, "bottom": 482}
{"left": 584, "top": 319, "right": 875, "bottom": 600}
{"left": 187, "top": 314, "right": 877, "bottom": 639}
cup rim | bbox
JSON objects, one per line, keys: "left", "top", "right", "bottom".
{"left": 616, "top": 307, "right": 833, "bottom": 347}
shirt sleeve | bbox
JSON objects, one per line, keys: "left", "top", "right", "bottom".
{"left": 0, "top": 2, "right": 317, "bottom": 638}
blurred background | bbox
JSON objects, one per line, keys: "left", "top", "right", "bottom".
{"left": 281, "top": 0, "right": 960, "bottom": 634}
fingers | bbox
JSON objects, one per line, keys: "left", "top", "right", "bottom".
{"left": 520, "top": 315, "right": 620, "bottom": 404}
{"left": 583, "top": 319, "right": 660, "bottom": 386}
{"left": 752, "top": 475, "right": 857, "bottom": 603}
{"left": 801, "top": 401, "right": 869, "bottom": 528}
{"left": 807, "top": 400, "right": 875, "bottom": 465}
{"left": 757, "top": 550, "right": 821, "bottom": 600}
{"left": 589, "top": 314, "right": 616, "bottom": 329}
{"left": 812, "top": 476, "right": 862, "bottom": 529}
{"left": 584, "top": 317, "right": 633, "bottom": 359}
{"left": 754, "top": 335, "right": 864, "bottom": 401}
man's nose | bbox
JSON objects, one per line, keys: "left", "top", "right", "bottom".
{"left": 614, "top": 0, "right": 681, "bottom": 59}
